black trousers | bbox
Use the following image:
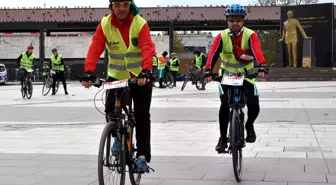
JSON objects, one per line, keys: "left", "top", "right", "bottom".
{"left": 171, "top": 71, "right": 178, "bottom": 86}
{"left": 19, "top": 69, "right": 28, "bottom": 86}
{"left": 105, "top": 78, "right": 153, "bottom": 162}
{"left": 219, "top": 80, "right": 260, "bottom": 138}
{"left": 52, "top": 71, "right": 67, "bottom": 93}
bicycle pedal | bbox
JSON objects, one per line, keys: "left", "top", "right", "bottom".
{"left": 148, "top": 166, "right": 155, "bottom": 172}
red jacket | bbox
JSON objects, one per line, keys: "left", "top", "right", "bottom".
{"left": 84, "top": 13, "right": 155, "bottom": 75}
{"left": 206, "top": 30, "right": 267, "bottom": 70}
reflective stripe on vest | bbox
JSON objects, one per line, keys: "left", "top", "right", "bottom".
{"left": 152, "top": 56, "right": 158, "bottom": 66}
{"left": 20, "top": 52, "right": 34, "bottom": 70}
{"left": 158, "top": 55, "right": 166, "bottom": 69}
{"left": 51, "top": 55, "right": 64, "bottom": 71}
{"left": 170, "top": 58, "right": 179, "bottom": 71}
{"left": 195, "top": 53, "right": 205, "bottom": 69}
{"left": 101, "top": 14, "right": 146, "bottom": 80}
{"left": 220, "top": 27, "right": 255, "bottom": 84}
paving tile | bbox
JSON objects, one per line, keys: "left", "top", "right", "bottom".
{"left": 34, "top": 168, "right": 94, "bottom": 177}
{"left": 202, "top": 170, "right": 265, "bottom": 181}
{"left": 159, "top": 179, "right": 224, "bottom": 185}
{"left": 245, "top": 163, "right": 303, "bottom": 173}
{"left": 285, "top": 147, "right": 331, "bottom": 153}
{"left": 0, "top": 175, "right": 45, "bottom": 185}
{"left": 305, "top": 164, "right": 329, "bottom": 173}
{"left": 144, "top": 167, "right": 210, "bottom": 180}
{"left": 0, "top": 167, "right": 47, "bottom": 175}
{"left": 32, "top": 176, "right": 97, "bottom": 185}
{"left": 264, "top": 172, "right": 327, "bottom": 182}
{"left": 327, "top": 174, "right": 336, "bottom": 183}
{"left": 256, "top": 152, "right": 306, "bottom": 158}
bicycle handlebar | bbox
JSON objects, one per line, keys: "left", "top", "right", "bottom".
{"left": 78, "top": 75, "right": 155, "bottom": 88}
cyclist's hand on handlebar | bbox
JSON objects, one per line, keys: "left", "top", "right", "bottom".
{"left": 81, "top": 71, "right": 96, "bottom": 89}
{"left": 82, "top": 81, "right": 92, "bottom": 89}
{"left": 137, "top": 69, "right": 151, "bottom": 86}
{"left": 257, "top": 63, "right": 269, "bottom": 78}
{"left": 204, "top": 69, "right": 212, "bottom": 82}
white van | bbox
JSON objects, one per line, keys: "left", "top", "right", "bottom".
{"left": 0, "top": 64, "right": 8, "bottom": 85}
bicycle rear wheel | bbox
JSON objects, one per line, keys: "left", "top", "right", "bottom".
{"left": 126, "top": 123, "right": 142, "bottom": 185}
{"left": 98, "top": 122, "right": 126, "bottom": 185}
{"left": 230, "top": 109, "right": 243, "bottom": 182}
{"left": 181, "top": 74, "right": 189, "bottom": 91}
{"left": 26, "top": 81, "right": 33, "bottom": 99}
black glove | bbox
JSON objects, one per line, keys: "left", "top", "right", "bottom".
{"left": 81, "top": 71, "right": 96, "bottom": 82}
{"left": 258, "top": 63, "right": 269, "bottom": 74}
{"left": 137, "top": 69, "right": 152, "bottom": 79}
{"left": 204, "top": 69, "right": 212, "bottom": 78}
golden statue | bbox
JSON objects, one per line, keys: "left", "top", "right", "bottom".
{"left": 278, "top": 10, "right": 311, "bottom": 67}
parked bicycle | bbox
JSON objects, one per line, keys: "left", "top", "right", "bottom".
{"left": 42, "top": 69, "right": 59, "bottom": 96}
{"left": 212, "top": 68, "right": 258, "bottom": 182}
{"left": 181, "top": 64, "right": 206, "bottom": 91}
{"left": 79, "top": 76, "right": 154, "bottom": 185}
{"left": 21, "top": 69, "right": 34, "bottom": 99}
{"left": 153, "top": 64, "right": 174, "bottom": 88}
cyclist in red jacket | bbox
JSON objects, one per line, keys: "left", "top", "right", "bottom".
{"left": 204, "top": 4, "right": 269, "bottom": 153}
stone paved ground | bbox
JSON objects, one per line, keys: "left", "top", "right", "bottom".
{"left": 0, "top": 81, "right": 336, "bottom": 185}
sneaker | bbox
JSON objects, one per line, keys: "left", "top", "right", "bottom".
{"left": 246, "top": 125, "right": 256, "bottom": 143}
{"left": 111, "top": 137, "right": 121, "bottom": 153}
{"left": 215, "top": 137, "right": 228, "bottom": 153}
{"left": 136, "top": 155, "right": 149, "bottom": 173}
{"left": 65, "top": 92, "right": 69, "bottom": 95}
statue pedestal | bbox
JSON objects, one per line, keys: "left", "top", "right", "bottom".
{"left": 302, "top": 39, "right": 315, "bottom": 68}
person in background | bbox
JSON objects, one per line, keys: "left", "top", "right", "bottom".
{"left": 50, "top": 48, "right": 68, "bottom": 95}
{"left": 169, "top": 52, "right": 179, "bottom": 87}
{"left": 17, "top": 44, "right": 36, "bottom": 88}
{"left": 42, "top": 61, "right": 50, "bottom": 81}
{"left": 158, "top": 51, "right": 168, "bottom": 88}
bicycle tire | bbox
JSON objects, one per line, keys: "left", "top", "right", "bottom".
{"left": 127, "top": 123, "right": 142, "bottom": 185}
{"left": 26, "top": 81, "right": 33, "bottom": 99}
{"left": 42, "top": 79, "right": 51, "bottom": 96}
{"left": 55, "top": 80, "right": 60, "bottom": 93}
{"left": 181, "top": 74, "right": 189, "bottom": 91}
{"left": 165, "top": 72, "right": 174, "bottom": 88}
{"left": 21, "top": 82, "right": 26, "bottom": 98}
{"left": 195, "top": 80, "right": 206, "bottom": 90}
{"left": 230, "top": 109, "right": 243, "bottom": 182}
{"left": 98, "top": 122, "right": 126, "bottom": 185}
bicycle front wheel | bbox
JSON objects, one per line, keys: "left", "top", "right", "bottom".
{"left": 230, "top": 109, "right": 243, "bottom": 182}
{"left": 42, "top": 79, "right": 52, "bottom": 96}
{"left": 55, "top": 80, "right": 60, "bottom": 93}
{"left": 21, "top": 83, "right": 26, "bottom": 98}
{"left": 181, "top": 74, "right": 189, "bottom": 91}
{"left": 126, "top": 123, "right": 142, "bottom": 185}
{"left": 26, "top": 81, "right": 33, "bottom": 99}
{"left": 98, "top": 122, "right": 126, "bottom": 185}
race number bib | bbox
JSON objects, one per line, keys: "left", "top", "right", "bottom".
{"left": 221, "top": 74, "right": 244, "bottom": 86}
{"left": 102, "top": 80, "right": 128, "bottom": 90}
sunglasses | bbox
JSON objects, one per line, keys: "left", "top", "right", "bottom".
{"left": 112, "top": 1, "right": 131, "bottom": 8}
{"left": 228, "top": 19, "right": 243, "bottom": 23}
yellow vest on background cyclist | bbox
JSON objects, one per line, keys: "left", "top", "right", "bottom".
{"left": 193, "top": 49, "right": 206, "bottom": 70}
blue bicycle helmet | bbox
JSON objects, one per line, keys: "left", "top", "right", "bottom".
{"left": 224, "top": 4, "right": 247, "bottom": 17}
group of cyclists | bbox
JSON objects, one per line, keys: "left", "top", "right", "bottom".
{"left": 16, "top": 0, "right": 270, "bottom": 180}
{"left": 80, "top": 0, "right": 269, "bottom": 175}
{"left": 18, "top": 45, "right": 68, "bottom": 96}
